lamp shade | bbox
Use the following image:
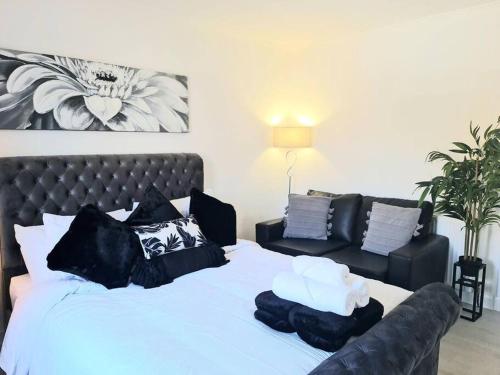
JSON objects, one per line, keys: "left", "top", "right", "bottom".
{"left": 273, "top": 126, "right": 312, "bottom": 148}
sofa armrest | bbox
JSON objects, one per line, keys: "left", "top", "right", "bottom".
{"left": 309, "top": 283, "right": 460, "bottom": 375}
{"left": 255, "top": 218, "right": 284, "bottom": 246}
{"left": 388, "top": 234, "right": 449, "bottom": 291}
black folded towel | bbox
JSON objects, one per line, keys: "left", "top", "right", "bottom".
{"left": 254, "top": 291, "right": 384, "bottom": 352}
{"left": 290, "top": 298, "right": 384, "bottom": 352}
{"left": 351, "top": 297, "right": 384, "bottom": 336}
{"left": 254, "top": 291, "right": 298, "bottom": 333}
{"left": 254, "top": 309, "right": 296, "bottom": 333}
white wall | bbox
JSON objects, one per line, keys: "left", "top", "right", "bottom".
{"left": 0, "top": 0, "right": 499, "bottom": 309}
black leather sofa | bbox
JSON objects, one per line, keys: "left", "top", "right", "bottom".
{"left": 256, "top": 193, "right": 449, "bottom": 291}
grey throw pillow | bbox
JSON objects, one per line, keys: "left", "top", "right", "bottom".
{"left": 283, "top": 194, "right": 332, "bottom": 240}
{"left": 361, "top": 202, "right": 421, "bottom": 256}
{"left": 307, "top": 189, "right": 337, "bottom": 237}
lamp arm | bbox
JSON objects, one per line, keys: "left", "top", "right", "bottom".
{"left": 286, "top": 150, "right": 298, "bottom": 195}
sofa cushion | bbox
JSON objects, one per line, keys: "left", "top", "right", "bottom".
{"left": 361, "top": 202, "right": 422, "bottom": 256}
{"left": 264, "top": 238, "right": 349, "bottom": 257}
{"left": 307, "top": 190, "right": 362, "bottom": 243}
{"left": 283, "top": 194, "right": 333, "bottom": 240}
{"left": 322, "top": 246, "right": 388, "bottom": 281}
{"left": 353, "top": 196, "right": 433, "bottom": 245}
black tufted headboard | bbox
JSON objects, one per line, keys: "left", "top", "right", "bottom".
{"left": 0, "top": 153, "right": 203, "bottom": 324}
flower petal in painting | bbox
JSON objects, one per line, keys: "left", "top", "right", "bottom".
{"left": 106, "top": 103, "right": 159, "bottom": 132}
{"left": 84, "top": 95, "right": 123, "bottom": 124}
{"left": 123, "top": 96, "right": 152, "bottom": 114}
{"left": 155, "top": 88, "right": 188, "bottom": 114}
{"left": 148, "top": 75, "right": 188, "bottom": 98}
{"left": 132, "top": 86, "right": 159, "bottom": 98}
{"left": 0, "top": 89, "right": 33, "bottom": 112}
{"left": 0, "top": 60, "right": 23, "bottom": 82}
{"left": 145, "top": 96, "right": 187, "bottom": 132}
{"left": 16, "top": 53, "right": 57, "bottom": 65}
{"left": 33, "top": 80, "right": 85, "bottom": 114}
{"left": 6, "top": 64, "right": 61, "bottom": 93}
{"left": 53, "top": 96, "right": 95, "bottom": 130}
{"left": 0, "top": 91, "right": 34, "bottom": 129}
{"left": 0, "top": 50, "right": 16, "bottom": 58}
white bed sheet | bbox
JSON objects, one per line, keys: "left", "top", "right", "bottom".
{"left": 1, "top": 240, "right": 412, "bottom": 375}
{"left": 9, "top": 274, "right": 33, "bottom": 308}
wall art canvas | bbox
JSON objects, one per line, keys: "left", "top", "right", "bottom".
{"left": 0, "top": 48, "right": 189, "bottom": 132}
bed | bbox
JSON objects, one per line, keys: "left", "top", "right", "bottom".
{"left": 0, "top": 153, "right": 460, "bottom": 375}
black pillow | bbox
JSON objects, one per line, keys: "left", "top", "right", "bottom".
{"left": 131, "top": 242, "right": 228, "bottom": 288}
{"left": 189, "top": 188, "right": 236, "bottom": 246}
{"left": 47, "top": 205, "right": 141, "bottom": 289}
{"left": 126, "top": 185, "right": 182, "bottom": 226}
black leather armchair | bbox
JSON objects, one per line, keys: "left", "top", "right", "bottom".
{"left": 255, "top": 192, "right": 449, "bottom": 291}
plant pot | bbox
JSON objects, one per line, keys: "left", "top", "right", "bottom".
{"left": 458, "top": 256, "right": 484, "bottom": 277}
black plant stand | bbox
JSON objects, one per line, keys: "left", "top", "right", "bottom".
{"left": 452, "top": 261, "right": 486, "bottom": 322}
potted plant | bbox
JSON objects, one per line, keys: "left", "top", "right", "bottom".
{"left": 416, "top": 118, "right": 500, "bottom": 277}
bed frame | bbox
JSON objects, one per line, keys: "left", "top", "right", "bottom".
{"left": 0, "top": 153, "right": 460, "bottom": 375}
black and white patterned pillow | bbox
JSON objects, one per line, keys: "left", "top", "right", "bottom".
{"left": 133, "top": 216, "right": 208, "bottom": 259}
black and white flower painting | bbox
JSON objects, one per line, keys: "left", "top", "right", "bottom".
{"left": 0, "top": 47, "right": 189, "bottom": 132}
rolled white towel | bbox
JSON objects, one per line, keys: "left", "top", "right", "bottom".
{"left": 292, "top": 256, "right": 350, "bottom": 286}
{"left": 349, "top": 274, "right": 370, "bottom": 308}
{"left": 272, "top": 272, "right": 357, "bottom": 316}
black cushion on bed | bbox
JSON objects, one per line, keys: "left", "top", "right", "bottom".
{"left": 131, "top": 242, "right": 229, "bottom": 288}
{"left": 47, "top": 205, "right": 141, "bottom": 289}
{"left": 126, "top": 185, "right": 182, "bottom": 226}
{"left": 189, "top": 188, "right": 236, "bottom": 246}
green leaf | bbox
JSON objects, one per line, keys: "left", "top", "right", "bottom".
{"left": 418, "top": 186, "right": 430, "bottom": 207}
{"left": 452, "top": 142, "right": 472, "bottom": 153}
{"left": 415, "top": 180, "right": 431, "bottom": 187}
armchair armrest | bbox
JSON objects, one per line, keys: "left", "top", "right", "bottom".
{"left": 388, "top": 234, "right": 449, "bottom": 291}
{"left": 309, "top": 283, "right": 460, "bottom": 375}
{"left": 255, "top": 218, "right": 284, "bottom": 246}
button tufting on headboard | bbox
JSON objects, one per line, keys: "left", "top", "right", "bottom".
{"left": 0, "top": 153, "right": 203, "bottom": 322}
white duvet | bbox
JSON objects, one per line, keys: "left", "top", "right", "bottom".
{"left": 0, "top": 240, "right": 412, "bottom": 375}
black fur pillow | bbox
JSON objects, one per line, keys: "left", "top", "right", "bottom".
{"left": 189, "top": 188, "right": 236, "bottom": 246}
{"left": 131, "top": 242, "right": 228, "bottom": 288}
{"left": 47, "top": 205, "right": 141, "bottom": 289}
{"left": 126, "top": 185, "right": 182, "bottom": 226}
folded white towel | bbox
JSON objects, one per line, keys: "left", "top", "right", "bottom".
{"left": 272, "top": 272, "right": 357, "bottom": 316}
{"left": 292, "top": 256, "right": 350, "bottom": 286}
{"left": 349, "top": 274, "right": 370, "bottom": 308}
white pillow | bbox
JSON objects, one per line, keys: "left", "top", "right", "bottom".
{"left": 43, "top": 209, "right": 129, "bottom": 248}
{"left": 14, "top": 224, "right": 75, "bottom": 284}
{"left": 131, "top": 189, "right": 214, "bottom": 217}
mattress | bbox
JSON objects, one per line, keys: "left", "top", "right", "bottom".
{"left": 1, "top": 240, "right": 412, "bottom": 375}
{"left": 9, "top": 273, "right": 32, "bottom": 308}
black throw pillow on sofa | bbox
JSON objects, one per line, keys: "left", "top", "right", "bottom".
{"left": 126, "top": 185, "right": 182, "bottom": 226}
{"left": 189, "top": 188, "right": 236, "bottom": 246}
{"left": 46, "top": 205, "right": 141, "bottom": 289}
